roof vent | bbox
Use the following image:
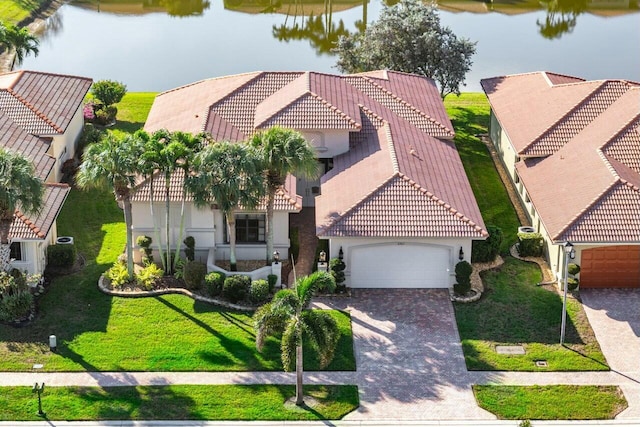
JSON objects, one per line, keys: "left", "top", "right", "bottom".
{"left": 56, "top": 236, "right": 74, "bottom": 245}
{"left": 518, "top": 226, "right": 535, "bottom": 234}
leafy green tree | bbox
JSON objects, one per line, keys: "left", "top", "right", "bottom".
{"left": 250, "top": 127, "right": 319, "bottom": 264}
{"left": 90, "top": 80, "right": 127, "bottom": 107}
{"left": 334, "top": 0, "right": 476, "bottom": 98}
{"left": 77, "top": 131, "right": 146, "bottom": 278}
{"left": 254, "top": 271, "right": 338, "bottom": 406}
{"left": 0, "top": 23, "right": 39, "bottom": 70}
{"left": 0, "top": 148, "right": 44, "bottom": 272}
{"left": 185, "top": 141, "right": 265, "bottom": 271}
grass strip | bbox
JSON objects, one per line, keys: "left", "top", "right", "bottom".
{"left": 473, "top": 385, "right": 627, "bottom": 420}
{"left": 0, "top": 384, "right": 358, "bottom": 421}
{"left": 455, "top": 257, "right": 608, "bottom": 371}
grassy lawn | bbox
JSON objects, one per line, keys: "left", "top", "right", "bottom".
{"left": 455, "top": 257, "right": 608, "bottom": 371}
{"left": 474, "top": 385, "right": 627, "bottom": 420}
{"left": 0, "top": 0, "right": 48, "bottom": 24}
{"left": 111, "top": 92, "right": 157, "bottom": 134}
{"left": 0, "top": 384, "right": 358, "bottom": 421}
{"left": 0, "top": 187, "right": 355, "bottom": 372}
{"left": 445, "top": 93, "right": 520, "bottom": 251}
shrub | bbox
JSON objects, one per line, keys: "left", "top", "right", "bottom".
{"left": 91, "top": 80, "right": 127, "bottom": 107}
{"left": 454, "top": 261, "right": 473, "bottom": 295}
{"left": 567, "top": 277, "right": 579, "bottom": 291}
{"left": 517, "top": 232, "right": 544, "bottom": 257}
{"left": 223, "top": 275, "right": 251, "bottom": 303}
{"left": 77, "top": 123, "right": 104, "bottom": 154}
{"left": 472, "top": 225, "right": 503, "bottom": 262}
{"left": 267, "top": 274, "right": 278, "bottom": 293}
{"left": 249, "top": 279, "right": 270, "bottom": 303}
{"left": 204, "top": 272, "right": 226, "bottom": 297}
{"left": 184, "top": 236, "right": 195, "bottom": 261}
{"left": 47, "top": 244, "right": 76, "bottom": 268}
{"left": 135, "top": 263, "right": 163, "bottom": 291}
{"left": 568, "top": 263, "right": 581, "bottom": 276}
{"left": 0, "top": 290, "right": 33, "bottom": 322}
{"left": 329, "top": 257, "right": 346, "bottom": 291}
{"left": 453, "top": 283, "right": 470, "bottom": 296}
{"left": 136, "top": 235, "right": 153, "bottom": 265}
{"left": 183, "top": 261, "right": 206, "bottom": 290}
{"left": 106, "top": 261, "right": 130, "bottom": 288}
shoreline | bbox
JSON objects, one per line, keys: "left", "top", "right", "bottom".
{"left": 0, "top": 0, "right": 68, "bottom": 73}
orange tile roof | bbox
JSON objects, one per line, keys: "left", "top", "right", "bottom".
{"left": 144, "top": 70, "right": 485, "bottom": 239}
{"left": 10, "top": 183, "right": 70, "bottom": 240}
{"left": 515, "top": 86, "right": 640, "bottom": 243}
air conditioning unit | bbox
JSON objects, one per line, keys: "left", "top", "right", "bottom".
{"left": 56, "top": 236, "right": 74, "bottom": 245}
{"left": 518, "top": 226, "right": 535, "bottom": 234}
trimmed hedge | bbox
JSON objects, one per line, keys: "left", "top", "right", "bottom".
{"left": 249, "top": 279, "right": 270, "bottom": 303}
{"left": 47, "top": 244, "right": 76, "bottom": 268}
{"left": 223, "top": 275, "right": 251, "bottom": 303}
{"left": 517, "top": 232, "right": 544, "bottom": 257}
{"left": 454, "top": 261, "right": 473, "bottom": 295}
{"left": 204, "top": 272, "right": 225, "bottom": 297}
{"left": 183, "top": 261, "right": 206, "bottom": 290}
{"left": 472, "top": 225, "right": 503, "bottom": 262}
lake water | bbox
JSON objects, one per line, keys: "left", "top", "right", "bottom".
{"left": 20, "top": 0, "right": 640, "bottom": 92}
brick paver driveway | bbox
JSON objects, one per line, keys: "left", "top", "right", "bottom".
{"left": 314, "top": 289, "right": 495, "bottom": 421}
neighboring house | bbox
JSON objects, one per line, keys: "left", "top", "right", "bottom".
{"left": 482, "top": 71, "right": 640, "bottom": 288}
{"left": 135, "top": 70, "right": 487, "bottom": 288}
{"left": 1, "top": 70, "right": 92, "bottom": 274}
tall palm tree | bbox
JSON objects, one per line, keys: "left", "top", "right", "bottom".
{"left": 185, "top": 141, "right": 264, "bottom": 271}
{"left": 138, "top": 129, "right": 196, "bottom": 274}
{"left": 77, "top": 131, "right": 145, "bottom": 278}
{"left": 0, "top": 148, "right": 44, "bottom": 272}
{"left": 254, "top": 271, "right": 339, "bottom": 406}
{"left": 250, "top": 127, "right": 320, "bottom": 264}
{"left": 4, "top": 24, "right": 39, "bottom": 70}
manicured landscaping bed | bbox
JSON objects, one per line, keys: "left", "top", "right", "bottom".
{"left": 0, "top": 187, "right": 355, "bottom": 372}
{"left": 445, "top": 93, "right": 520, "bottom": 252}
{"left": 0, "top": 384, "right": 359, "bottom": 421}
{"left": 455, "top": 257, "right": 608, "bottom": 371}
{"left": 473, "top": 385, "right": 627, "bottom": 420}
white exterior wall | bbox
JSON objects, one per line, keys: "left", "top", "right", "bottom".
{"left": 44, "top": 105, "right": 85, "bottom": 183}
{"left": 9, "top": 225, "right": 58, "bottom": 275}
{"left": 326, "top": 237, "right": 474, "bottom": 287}
{"left": 301, "top": 130, "right": 349, "bottom": 158}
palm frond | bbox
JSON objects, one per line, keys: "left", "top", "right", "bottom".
{"left": 280, "top": 319, "right": 300, "bottom": 372}
{"left": 301, "top": 310, "right": 340, "bottom": 369}
{"left": 296, "top": 271, "right": 335, "bottom": 308}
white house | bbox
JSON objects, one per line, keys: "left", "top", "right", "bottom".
{"left": 482, "top": 72, "right": 640, "bottom": 288}
{"left": 135, "top": 70, "right": 487, "bottom": 288}
{"left": 1, "top": 70, "right": 92, "bottom": 274}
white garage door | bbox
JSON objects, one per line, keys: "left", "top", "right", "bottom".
{"left": 349, "top": 243, "right": 451, "bottom": 288}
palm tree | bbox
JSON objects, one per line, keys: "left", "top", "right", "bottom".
{"left": 3, "top": 24, "right": 39, "bottom": 70}
{"left": 254, "top": 271, "right": 339, "bottom": 406}
{"left": 0, "top": 149, "right": 44, "bottom": 272}
{"left": 138, "top": 129, "right": 198, "bottom": 274}
{"left": 76, "top": 131, "right": 145, "bottom": 278}
{"left": 250, "top": 127, "right": 320, "bottom": 264}
{"left": 185, "top": 141, "right": 265, "bottom": 271}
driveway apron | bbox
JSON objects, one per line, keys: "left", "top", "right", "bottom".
{"left": 313, "top": 289, "right": 495, "bottom": 421}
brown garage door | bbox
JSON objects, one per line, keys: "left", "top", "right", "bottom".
{"left": 581, "top": 246, "right": 640, "bottom": 288}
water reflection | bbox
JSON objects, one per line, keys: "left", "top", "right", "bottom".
{"left": 537, "top": 0, "right": 586, "bottom": 39}
{"left": 74, "top": 0, "right": 211, "bottom": 17}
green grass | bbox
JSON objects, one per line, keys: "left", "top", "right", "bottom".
{"left": 454, "top": 257, "right": 608, "bottom": 371}
{"left": 445, "top": 93, "right": 521, "bottom": 252}
{"left": 474, "top": 385, "right": 627, "bottom": 420}
{"left": 111, "top": 92, "right": 157, "bottom": 134}
{"left": 0, "top": 0, "right": 48, "bottom": 24}
{"left": 0, "top": 384, "right": 359, "bottom": 421}
{"left": 0, "top": 187, "right": 355, "bottom": 372}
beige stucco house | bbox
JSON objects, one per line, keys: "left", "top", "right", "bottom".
{"left": 1, "top": 70, "right": 92, "bottom": 274}
{"left": 134, "top": 70, "right": 487, "bottom": 288}
{"left": 482, "top": 71, "right": 640, "bottom": 288}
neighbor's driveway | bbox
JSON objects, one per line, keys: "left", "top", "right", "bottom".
{"left": 313, "top": 289, "right": 496, "bottom": 421}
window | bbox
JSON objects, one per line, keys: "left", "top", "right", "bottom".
{"left": 10, "top": 242, "right": 23, "bottom": 261}
{"left": 226, "top": 214, "right": 265, "bottom": 243}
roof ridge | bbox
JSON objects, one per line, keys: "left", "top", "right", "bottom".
{"left": 601, "top": 112, "right": 640, "bottom": 151}
{"left": 396, "top": 173, "right": 486, "bottom": 235}
{"left": 361, "top": 76, "right": 454, "bottom": 137}
{"left": 157, "top": 71, "right": 263, "bottom": 97}
{"left": 13, "top": 210, "right": 45, "bottom": 239}
{"left": 6, "top": 87, "right": 63, "bottom": 133}
{"left": 309, "top": 92, "right": 361, "bottom": 129}
{"left": 12, "top": 70, "right": 93, "bottom": 85}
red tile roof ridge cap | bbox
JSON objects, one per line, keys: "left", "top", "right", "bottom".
{"left": 396, "top": 172, "right": 488, "bottom": 236}
{"left": 482, "top": 71, "right": 582, "bottom": 86}
{"left": 156, "top": 71, "right": 265, "bottom": 97}
{"left": 600, "top": 111, "right": 640, "bottom": 150}
{"left": 308, "top": 92, "right": 362, "bottom": 129}
{"left": 553, "top": 181, "right": 617, "bottom": 241}
{"left": 275, "top": 186, "right": 302, "bottom": 209}
{"left": 520, "top": 80, "right": 617, "bottom": 155}
{"left": 5, "top": 87, "right": 63, "bottom": 134}
{"left": 360, "top": 75, "right": 455, "bottom": 137}
{"left": 13, "top": 210, "right": 45, "bottom": 239}
{"left": 381, "top": 121, "right": 399, "bottom": 173}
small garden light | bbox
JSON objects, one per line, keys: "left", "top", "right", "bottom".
{"left": 49, "top": 335, "right": 57, "bottom": 352}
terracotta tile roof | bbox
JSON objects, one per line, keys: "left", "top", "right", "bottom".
{"left": 515, "top": 86, "right": 640, "bottom": 243}
{"left": 131, "top": 169, "right": 301, "bottom": 211}
{"left": 144, "top": 71, "right": 485, "bottom": 239}
{"left": 0, "top": 111, "right": 54, "bottom": 180}
{"left": 9, "top": 183, "right": 70, "bottom": 240}
{"left": 0, "top": 70, "right": 91, "bottom": 135}
{"left": 481, "top": 72, "right": 619, "bottom": 155}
